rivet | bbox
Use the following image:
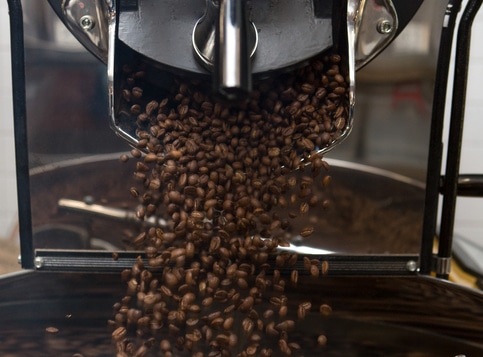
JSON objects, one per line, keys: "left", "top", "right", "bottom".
{"left": 406, "top": 260, "right": 418, "bottom": 272}
{"left": 80, "top": 15, "right": 96, "bottom": 31}
{"left": 34, "top": 257, "right": 44, "bottom": 269}
{"left": 377, "top": 20, "right": 393, "bottom": 34}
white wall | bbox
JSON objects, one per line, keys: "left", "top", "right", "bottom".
{"left": 0, "top": 1, "right": 17, "bottom": 240}
{"left": 450, "top": 3, "right": 483, "bottom": 244}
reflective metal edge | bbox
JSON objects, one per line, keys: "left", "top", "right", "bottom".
{"left": 33, "top": 249, "right": 419, "bottom": 275}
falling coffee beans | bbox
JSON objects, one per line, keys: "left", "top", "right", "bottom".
{"left": 111, "top": 52, "right": 344, "bottom": 356}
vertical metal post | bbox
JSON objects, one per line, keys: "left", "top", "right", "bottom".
{"left": 8, "top": 0, "right": 33, "bottom": 269}
{"left": 420, "top": 0, "right": 462, "bottom": 275}
{"left": 437, "top": 0, "right": 482, "bottom": 279}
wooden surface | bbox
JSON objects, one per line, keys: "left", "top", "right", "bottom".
{"left": 0, "top": 239, "right": 20, "bottom": 275}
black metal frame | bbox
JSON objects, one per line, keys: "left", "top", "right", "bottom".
{"left": 7, "top": 0, "right": 482, "bottom": 276}
{"left": 420, "top": 0, "right": 483, "bottom": 277}
{"left": 8, "top": 0, "right": 33, "bottom": 270}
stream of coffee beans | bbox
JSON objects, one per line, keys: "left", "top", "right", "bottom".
{"left": 110, "top": 53, "right": 349, "bottom": 356}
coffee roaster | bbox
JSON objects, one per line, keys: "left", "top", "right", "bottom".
{"left": 4, "top": 0, "right": 483, "bottom": 356}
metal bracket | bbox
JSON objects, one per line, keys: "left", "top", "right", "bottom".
{"left": 33, "top": 249, "right": 420, "bottom": 275}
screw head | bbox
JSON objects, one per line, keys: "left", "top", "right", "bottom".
{"left": 406, "top": 260, "right": 418, "bottom": 272}
{"left": 83, "top": 195, "right": 95, "bottom": 205}
{"left": 34, "top": 257, "right": 44, "bottom": 269}
{"left": 377, "top": 20, "right": 393, "bottom": 34}
{"left": 80, "top": 15, "right": 96, "bottom": 31}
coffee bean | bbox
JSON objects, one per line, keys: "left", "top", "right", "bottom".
{"left": 319, "top": 303, "right": 333, "bottom": 316}
{"left": 238, "top": 296, "right": 254, "bottom": 313}
{"left": 180, "top": 292, "right": 195, "bottom": 309}
{"left": 317, "top": 334, "right": 328, "bottom": 346}
{"left": 223, "top": 316, "right": 234, "bottom": 330}
{"left": 279, "top": 305, "right": 288, "bottom": 317}
{"left": 310, "top": 264, "right": 320, "bottom": 278}
{"left": 297, "top": 304, "right": 306, "bottom": 320}
{"left": 279, "top": 338, "right": 291, "bottom": 355}
{"left": 112, "top": 326, "right": 127, "bottom": 341}
{"left": 159, "top": 339, "right": 171, "bottom": 352}
{"left": 300, "top": 202, "right": 309, "bottom": 215}
{"left": 300, "top": 226, "right": 314, "bottom": 237}
{"left": 131, "top": 87, "right": 143, "bottom": 99}
{"left": 45, "top": 326, "right": 59, "bottom": 334}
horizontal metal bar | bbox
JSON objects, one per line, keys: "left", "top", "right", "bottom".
{"left": 440, "top": 174, "right": 483, "bottom": 197}
{"left": 33, "top": 249, "right": 419, "bottom": 276}
{"left": 57, "top": 198, "right": 170, "bottom": 228}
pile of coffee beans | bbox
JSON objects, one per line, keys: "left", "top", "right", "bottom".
{"left": 111, "top": 53, "right": 349, "bottom": 356}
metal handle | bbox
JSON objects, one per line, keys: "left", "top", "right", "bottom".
{"left": 57, "top": 198, "right": 169, "bottom": 228}
{"left": 214, "top": 0, "right": 251, "bottom": 101}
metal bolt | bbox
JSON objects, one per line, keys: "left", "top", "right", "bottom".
{"left": 34, "top": 257, "right": 44, "bottom": 269}
{"left": 83, "top": 195, "right": 95, "bottom": 205}
{"left": 80, "top": 15, "right": 96, "bottom": 31}
{"left": 406, "top": 260, "right": 418, "bottom": 272}
{"left": 377, "top": 19, "right": 393, "bottom": 34}
{"left": 291, "top": 235, "right": 304, "bottom": 246}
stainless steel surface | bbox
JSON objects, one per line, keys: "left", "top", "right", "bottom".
{"left": 61, "top": 0, "right": 111, "bottom": 62}
{"left": 0, "top": 271, "right": 482, "bottom": 356}
{"left": 48, "top": 0, "right": 403, "bottom": 74}
{"left": 354, "top": 0, "right": 399, "bottom": 69}
{"left": 57, "top": 198, "right": 169, "bottom": 229}
{"left": 115, "top": 0, "right": 333, "bottom": 76}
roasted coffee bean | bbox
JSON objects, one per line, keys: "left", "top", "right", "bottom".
{"left": 180, "top": 292, "right": 195, "bottom": 309}
{"left": 260, "top": 348, "right": 273, "bottom": 357}
{"left": 246, "top": 344, "right": 258, "bottom": 356}
{"left": 319, "top": 303, "right": 333, "bottom": 316}
{"left": 164, "top": 271, "right": 179, "bottom": 287}
{"left": 300, "top": 202, "right": 309, "bottom": 215}
{"left": 301, "top": 301, "right": 312, "bottom": 311}
{"left": 275, "top": 319, "right": 295, "bottom": 332}
{"left": 130, "top": 148, "right": 142, "bottom": 158}
{"left": 279, "top": 305, "right": 288, "bottom": 317}
{"left": 279, "top": 338, "right": 291, "bottom": 355}
{"left": 317, "top": 334, "right": 328, "bottom": 346}
{"left": 310, "top": 264, "right": 320, "bottom": 278}
{"left": 238, "top": 296, "right": 254, "bottom": 313}
{"left": 119, "top": 154, "right": 129, "bottom": 163}
{"left": 45, "top": 326, "right": 59, "bottom": 334}
{"left": 297, "top": 304, "right": 306, "bottom": 320}
{"left": 300, "top": 226, "right": 314, "bottom": 237}
{"left": 112, "top": 327, "right": 127, "bottom": 341}
{"left": 131, "top": 86, "right": 143, "bottom": 98}
{"left": 223, "top": 316, "right": 234, "bottom": 330}
{"left": 130, "top": 104, "right": 142, "bottom": 115}
{"left": 159, "top": 339, "right": 171, "bottom": 352}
